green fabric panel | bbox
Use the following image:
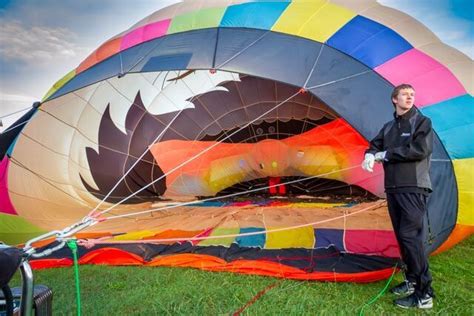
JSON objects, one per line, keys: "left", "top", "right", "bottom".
{"left": 198, "top": 227, "right": 239, "bottom": 247}
{"left": 168, "top": 7, "right": 226, "bottom": 34}
{"left": 0, "top": 213, "right": 46, "bottom": 245}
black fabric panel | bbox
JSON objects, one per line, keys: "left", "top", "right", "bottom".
{"left": 50, "top": 54, "right": 123, "bottom": 100}
{"left": 39, "top": 242, "right": 398, "bottom": 274}
{"left": 49, "top": 39, "right": 161, "bottom": 100}
{"left": 216, "top": 28, "right": 322, "bottom": 88}
{"left": 305, "top": 44, "right": 369, "bottom": 88}
{"left": 133, "top": 28, "right": 217, "bottom": 72}
{"left": 425, "top": 136, "right": 457, "bottom": 253}
{"left": 309, "top": 71, "right": 394, "bottom": 140}
{"left": 0, "top": 105, "right": 38, "bottom": 159}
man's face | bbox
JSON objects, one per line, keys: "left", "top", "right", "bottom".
{"left": 392, "top": 88, "right": 415, "bottom": 112}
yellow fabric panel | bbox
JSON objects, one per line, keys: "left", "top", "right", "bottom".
{"left": 42, "top": 70, "right": 75, "bottom": 101}
{"left": 113, "top": 230, "right": 156, "bottom": 240}
{"left": 272, "top": 1, "right": 355, "bottom": 43}
{"left": 265, "top": 225, "right": 315, "bottom": 249}
{"left": 207, "top": 156, "right": 248, "bottom": 194}
{"left": 453, "top": 158, "right": 474, "bottom": 225}
{"left": 198, "top": 227, "right": 239, "bottom": 246}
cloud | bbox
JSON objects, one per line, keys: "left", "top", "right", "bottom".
{"left": 0, "top": 92, "right": 37, "bottom": 103}
{"left": 0, "top": 19, "right": 89, "bottom": 64}
{"left": 0, "top": 92, "right": 37, "bottom": 132}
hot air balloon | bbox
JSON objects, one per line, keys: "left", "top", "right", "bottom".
{"left": 0, "top": 0, "right": 472, "bottom": 282}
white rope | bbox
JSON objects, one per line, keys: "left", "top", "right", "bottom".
{"left": 91, "top": 200, "right": 386, "bottom": 244}
{"left": 103, "top": 164, "right": 374, "bottom": 220}
{"left": 1, "top": 120, "right": 29, "bottom": 134}
{"left": 306, "top": 70, "right": 372, "bottom": 90}
{"left": 94, "top": 90, "right": 302, "bottom": 217}
{"left": 0, "top": 106, "right": 32, "bottom": 119}
{"left": 86, "top": 106, "right": 187, "bottom": 218}
{"left": 214, "top": 31, "right": 271, "bottom": 69}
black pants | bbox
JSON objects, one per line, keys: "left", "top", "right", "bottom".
{"left": 386, "top": 192, "right": 433, "bottom": 297}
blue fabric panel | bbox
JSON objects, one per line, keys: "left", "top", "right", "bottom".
{"left": 220, "top": 2, "right": 290, "bottom": 30}
{"left": 188, "top": 201, "right": 228, "bottom": 207}
{"left": 216, "top": 28, "right": 322, "bottom": 87}
{"left": 435, "top": 124, "right": 474, "bottom": 159}
{"left": 327, "top": 15, "right": 412, "bottom": 68}
{"left": 315, "top": 229, "right": 344, "bottom": 251}
{"left": 421, "top": 94, "right": 474, "bottom": 159}
{"left": 236, "top": 227, "right": 266, "bottom": 248}
{"left": 6, "top": 138, "right": 18, "bottom": 157}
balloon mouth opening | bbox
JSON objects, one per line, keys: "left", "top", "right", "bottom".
{"left": 212, "top": 176, "right": 378, "bottom": 202}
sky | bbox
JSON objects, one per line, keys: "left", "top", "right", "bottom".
{"left": 0, "top": 0, "right": 472, "bottom": 131}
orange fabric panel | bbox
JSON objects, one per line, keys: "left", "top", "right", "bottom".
{"left": 145, "top": 253, "right": 395, "bottom": 282}
{"left": 76, "top": 37, "right": 122, "bottom": 74}
{"left": 149, "top": 118, "right": 368, "bottom": 193}
{"left": 143, "top": 229, "right": 206, "bottom": 244}
{"left": 432, "top": 224, "right": 474, "bottom": 255}
{"left": 29, "top": 237, "right": 56, "bottom": 249}
{"left": 144, "top": 229, "right": 204, "bottom": 239}
{"left": 147, "top": 253, "right": 227, "bottom": 269}
{"left": 30, "top": 251, "right": 396, "bottom": 282}
{"left": 76, "top": 232, "right": 113, "bottom": 240}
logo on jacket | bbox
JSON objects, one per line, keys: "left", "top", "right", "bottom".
{"left": 401, "top": 132, "right": 411, "bottom": 137}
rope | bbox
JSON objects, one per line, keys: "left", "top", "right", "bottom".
{"left": 67, "top": 240, "right": 82, "bottom": 316}
{"left": 0, "top": 120, "right": 29, "bottom": 134}
{"left": 0, "top": 106, "right": 32, "bottom": 119}
{"left": 358, "top": 263, "right": 398, "bottom": 316}
{"left": 103, "top": 164, "right": 376, "bottom": 221}
{"left": 93, "top": 90, "right": 303, "bottom": 218}
{"left": 82, "top": 200, "right": 386, "bottom": 245}
{"left": 86, "top": 103, "right": 187, "bottom": 218}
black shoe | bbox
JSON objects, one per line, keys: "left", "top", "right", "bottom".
{"left": 390, "top": 280, "right": 415, "bottom": 296}
{"left": 394, "top": 293, "right": 433, "bottom": 309}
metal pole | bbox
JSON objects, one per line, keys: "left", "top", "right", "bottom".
{"left": 19, "top": 260, "right": 34, "bottom": 316}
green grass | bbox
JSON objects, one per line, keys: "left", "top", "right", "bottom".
{"left": 9, "top": 236, "right": 474, "bottom": 315}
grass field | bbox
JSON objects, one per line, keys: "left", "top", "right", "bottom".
{"left": 8, "top": 235, "right": 474, "bottom": 315}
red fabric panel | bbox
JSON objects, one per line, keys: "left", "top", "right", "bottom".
{"left": 345, "top": 229, "right": 400, "bottom": 258}
{"left": 30, "top": 258, "right": 73, "bottom": 269}
{"left": 79, "top": 248, "right": 144, "bottom": 265}
{"left": 31, "top": 252, "right": 397, "bottom": 282}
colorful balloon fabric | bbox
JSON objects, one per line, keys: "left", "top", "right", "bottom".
{"left": 0, "top": 0, "right": 472, "bottom": 282}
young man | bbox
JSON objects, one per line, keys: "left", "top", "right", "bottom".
{"left": 361, "top": 84, "right": 435, "bottom": 309}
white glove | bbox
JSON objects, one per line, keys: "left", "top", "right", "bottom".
{"left": 361, "top": 153, "right": 375, "bottom": 172}
{"left": 374, "top": 151, "right": 387, "bottom": 162}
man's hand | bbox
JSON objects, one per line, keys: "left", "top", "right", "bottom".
{"left": 375, "top": 151, "right": 387, "bottom": 162}
{"left": 361, "top": 153, "right": 375, "bottom": 172}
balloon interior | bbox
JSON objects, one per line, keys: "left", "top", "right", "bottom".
{"left": 0, "top": 0, "right": 472, "bottom": 282}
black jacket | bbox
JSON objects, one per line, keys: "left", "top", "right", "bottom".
{"left": 366, "top": 106, "right": 433, "bottom": 193}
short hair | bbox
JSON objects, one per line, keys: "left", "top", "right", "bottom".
{"left": 391, "top": 84, "right": 415, "bottom": 106}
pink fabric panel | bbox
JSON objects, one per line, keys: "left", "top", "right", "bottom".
{"left": 121, "top": 19, "right": 171, "bottom": 50}
{"left": 375, "top": 49, "right": 466, "bottom": 107}
{"left": 345, "top": 229, "right": 400, "bottom": 258}
{"left": 0, "top": 158, "right": 17, "bottom": 215}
